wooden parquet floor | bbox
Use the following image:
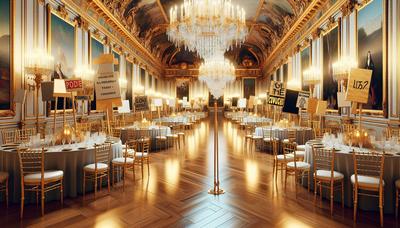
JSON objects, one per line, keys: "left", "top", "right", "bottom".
{"left": 0, "top": 114, "right": 398, "bottom": 227}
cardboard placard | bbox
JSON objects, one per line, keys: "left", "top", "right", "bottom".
{"left": 118, "top": 100, "right": 131, "bottom": 114}
{"left": 53, "top": 79, "right": 71, "bottom": 97}
{"left": 153, "top": 98, "right": 163, "bottom": 107}
{"left": 134, "top": 96, "right": 149, "bottom": 111}
{"left": 238, "top": 98, "right": 247, "bottom": 108}
{"left": 296, "top": 91, "right": 310, "bottom": 109}
{"left": 316, "top": 100, "right": 327, "bottom": 116}
{"left": 41, "top": 82, "right": 54, "bottom": 101}
{"left": 346, "top": 68, "right": 372, "bottom": 104}
{"left": 65, "top": 79, "right": 83, "bottom": 92}
{"left": 267, "top": 95, "right": 285, "bottom": 106}
{"left": 168, "top": 99, "right": 176, "bottom": 108}
{"left": 14, "top": 89, "right": 27, "bottom": 104}
{"left": 337, "top": 92, "right": 351, "bottom": 107}
{"left": 269, "top": 80, "right": 285, "bottom": 96}
{"left": 94, "top": 54, "right": 121, "bottom": 101}
{"left": 307, "top": 98, "right": 318, "bottom": 114}
{"left": 282, "top": 89, "right": 299, "bottom": 114}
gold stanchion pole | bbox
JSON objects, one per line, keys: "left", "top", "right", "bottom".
{"left": 209, "top": 101, "right": 224, "bottom": 195}
{"left": 53, "top": 97, "right": 58, "bottom": 134}
{"left": 358, "top": 103, "right": 362, "bottom": 130}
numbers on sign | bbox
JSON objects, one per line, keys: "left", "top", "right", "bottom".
{"left": 352, "top": 80, "right": 369, "bottom": 90}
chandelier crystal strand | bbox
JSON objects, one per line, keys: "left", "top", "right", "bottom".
{"left": 168, "top": 0, "right": 248, "bottom": 59}
{"left": 198, "top": 56, "right": 236, "bottom": 98}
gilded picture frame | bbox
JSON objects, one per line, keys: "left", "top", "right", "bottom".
{"left": 356, "top": 0, "right": 387, "bottom": 117}
{"left": 0, "top": 0, "right": 15, "bottom": 117}
{"left": 46, "top": 4, "right": 77, "bottom": 111}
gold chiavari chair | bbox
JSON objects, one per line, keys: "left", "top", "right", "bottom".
{"left": 386, "top": 127, "right": 400, "bottom": 140}
{"left": 313, "top": 146, "right": 344, "bottom": 215}
{"left": 111, "top": 141, "right": 136, "bottom": 191}
{"left": 76, "top": 122, "right": 91, "bottom": 133}
{"left": 262, "top": 127, "right": 273, "bottom": 152}
{"left": 284, "top": 141, "right": 311, "bottom": 195}
{"left": 134, "top": 138, "right": 150, "bottom": 179}
{"left": 83, "top": 143, "right": 111, "bottom": 199}
{"left": 351, "top": 151, "right": 385, "bottom": 227}
{"left": 111, "top": 127, "right": 122, "bottom": 139}
{"left": 17, "top": 148, "right": 64, "bottom": 218}
{"left": 396, "top": 179, "right": 400, "bottom": 219}
{"left": 155, "top": 127, "right": 168, "bottom": 151}
{"left": 16, "top": 128, "right": 36, "bottom": 143}
{"left": 272, "top": 139, "right": 293, "bottom": 179}
{"left": 2, "top": 129, "right": 16, "bottom": 144}
{"left": 0, "top": 171, "right": 9, "bottom": 208}
{"left": 343, "top": 123, "right": 357, "bottom": 134}
{"left": 283, "top": 129, "right": 297, "bottom": 143}
{"left": 167, "top": 128, "right": 180, "bottom": 149}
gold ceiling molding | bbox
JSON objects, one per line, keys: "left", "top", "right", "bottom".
{"left": 263, "top": 0, "right": 348, "bottom": 76}
{"left": 165, "top": 68, "right": 262, "bottom": 78}
{"left": 62, "top": 0, "right": 163, "bottom": 76}
{"left": 156, "top": 0, "right": 169, "bottom": 23}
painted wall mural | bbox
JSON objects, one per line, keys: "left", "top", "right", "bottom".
{"left": 49, "top": 12, "right": 76, "bottom": 110}
{"left": 0, "top": 0, "right": 12, "bottom": 115}
{"left": 126, "top": 60, "right": 133, "bottom": 108}
{"left": 323, "top": 27, "right": 339, "bottom": 110}
{"left": 90, "top": 37, "right": 104, "bottom": 111}
{"left": 300, "top": 47, "right": 310, "bottom": 91}
{"left": 243, "top": 78, "right": 256, "bottom": 99}
{"left": 357, "top": 0, "right": 384, "bottom": 111}
{"left": 176, "top": 80, "right": 189, "bottom": 100}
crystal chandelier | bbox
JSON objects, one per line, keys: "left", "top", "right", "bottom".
{"left": 332, "top": 56, "right": 358, "bottom": 81}
{"left": 167, "top": 0, "right": 248, "bottom": 59}
{"left": 198, "top": 56, "right": 235, "bottom": 98}
{"left": 303, "top": 66, "right": 321, "bottom": 86}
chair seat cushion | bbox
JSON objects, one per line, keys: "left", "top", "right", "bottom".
{"left": 167, "top": 134, "right": 178, "bottom": 138}
{"left": 297, "top": 145, "right": 306, "bottom": 151}
{"left": 84, "top": 163, "right": 108, "bottom": 172}
{"left": 315, "top": 170, "right": 344, "bottom": 180}
{"left": 287, "top": 161, "right": 310, "bottom": 169}
{"left": 0, "top": 171, "right": 9, "bottom": 182}
{"left": 252, "top": 135, "right": 263, "bottom": 139}
{"left": 156, "top": 136, "right": 167, "bottom": 140}
{"left": 177, "top": 132, "right": 185, "bottom": 135}
{"left": 126, "top": 149, "right": 135, "bottom": 155}
{"left": 282, "top": 139, "right": 290, "bottom": 143}
{"left": 24, "top": 170, "right": 63, "bottom": 183}
{"left": 263, "top": 137, "right": 272, "bottom": 142}
{"left": 276, "top": 154, "right": 294, "bottom": 161}
{"left": 350, "top": 174, "right": 384, "bottom": 188}
{"left": 135, "top": 152, "right": 149, "bottom": 158}
{"left": 112, "top": 157, "right": 134, "bottom": 165}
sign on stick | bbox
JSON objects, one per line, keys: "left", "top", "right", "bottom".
{"left": 346, "top": 68, "right": 372, "bottom": 104}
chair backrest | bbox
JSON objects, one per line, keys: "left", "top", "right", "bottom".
{"left": 343, "top": 124, "right": 357, "bottom": 133}
{"left": 125, "top": 140, "right": 138, "bottom": 158}
{"left": 272, "top": 138, "right": 279, "bottom": 157}
{"left": 313, "top": 146, "right": 335, "bottom": 178}
{"left": 262, "top": 127, "right": 272, "bottom": 139}
{"left": 137, "top": 138, "right": 150, "bottom": 154}
{"left": 17, "top": 148, "right": 44, "bottom": 179}
{"left": 77, "top": 122, "right": 91, "bottom": 133}
{"left": 352, "top": 151, "right": 384, "bottom": 186}
{"left": 111, "top": 128, "right": 121, "bottom": 138}
{"left": 94, "top": 143, "right": 111, "bottom": 170}
{"left": 2, "top": 129, "right": 16, "bottom": 144}
{"left": 16, "top": 128, "right": 36, "bottom": 143}
{"left": 287, "top": 129, "right": 296, "bottom": 142}
{"left": 386, "top": 127, "right": 400, "bottom": 139}
{"left": 282, "top": 141, "right": 296, "bottom": 163}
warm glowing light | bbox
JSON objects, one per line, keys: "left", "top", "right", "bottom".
{"left": 164, "top": 159, "right": 180, "bottom": 193}
{"left": 332, "top": 56, "right": 358, "bottom": 81}
{"left": 74, "top": 65, "right": 95, "bottom": 81}
{"left": 287, "top": 79, "right": 301, "bottom": 90}
{"left": 245, "top": 159, "right": 259, "bottom": 191}
{"left": 303, "top": 66, "right": 321, "bottom": 86}
{"left": 167, "top": 0, "right": 248, "bottom": 59}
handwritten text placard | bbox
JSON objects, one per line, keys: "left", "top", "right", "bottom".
{"left": 346, "top": 68, "right": 372, "bottom": 104}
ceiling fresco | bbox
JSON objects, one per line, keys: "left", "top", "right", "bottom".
{"left": 99, "top": 0, "right": 312, "bottom": 67}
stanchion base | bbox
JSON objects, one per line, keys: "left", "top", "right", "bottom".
{"left": 208, "top": 188, "right": 225, "bottom": 195}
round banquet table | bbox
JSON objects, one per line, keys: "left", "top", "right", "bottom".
{"left": 254, "top": 127, "right": 313, "bottom": 145}
{"left": 242, "top": 116, "right": 272, "bottom": 125}
{"left": 154, "top": 116, "right": 189, "bottom": 124}
{"left": 0, "top": 141, "right": 122, "bottom": 203}
{"left": 304, "top": 143, "right": 400, "bottom": 214}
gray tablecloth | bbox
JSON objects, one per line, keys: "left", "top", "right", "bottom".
{"left": 304, "top": 144, "right": 400, "bottom": 214}
{"left": 0, "top": 142, "right": 122, "bottom": 203}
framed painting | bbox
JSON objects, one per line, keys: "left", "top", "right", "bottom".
{"left": 90, "top": 35, "right": 104, "bottom": 111}
{"left": 126, "top": 59, "right": 133, "bottom": 108}
{"left": 283, "top": 63, "right": 288, "bottom": 84}
{"left": 357, "top": 0, "right": 386, "bottom": 114}
{"left": 0, "top": 0, "right": 14, "bottom": 117}
{"left": 322, "top": 26, "right": 339, "bottom": 110}
{"left": 243, "top": 78, "right": 256, "bottom": 99}
{"left": 113, "top": 51, "right": 120, "bottom": 72}
{"left": 300, "top": 46, "right": 310, "bottom": 91}
{"left": 47, "top": 6, "right": 76, "bottom": 110}
{"left": 140, "top": 68, "right": 146, "bottom": 88}
{"left": 176, "top": 80, "right": 189, "bottom": 100}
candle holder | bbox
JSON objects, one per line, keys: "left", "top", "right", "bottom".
{"left": 25, "top": 49, "right": 54, "bottom": 133}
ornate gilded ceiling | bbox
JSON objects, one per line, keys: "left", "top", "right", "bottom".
{"left": 99, "top": 0, "right": 312, "bottom": 68}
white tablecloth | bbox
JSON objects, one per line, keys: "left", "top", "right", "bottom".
{"left": 254, "top": 127, "right": 313, "bottom": 145}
